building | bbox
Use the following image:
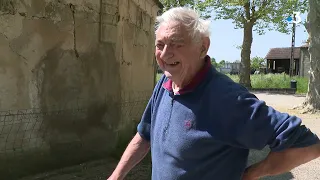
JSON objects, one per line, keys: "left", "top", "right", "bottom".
{"left": 220, "top": 61, "right": 241, "bottom": 74}
{"left": 265, "top": 44, "right": 310, "bottom": 77}
{"left": 0, "top": 0, "right": 162, "bottom": 177}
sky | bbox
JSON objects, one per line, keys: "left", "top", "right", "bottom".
{"left": 207, "top": 13, "right": 308, "bottom": 62}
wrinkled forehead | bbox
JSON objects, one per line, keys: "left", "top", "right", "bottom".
{"left": 155, "top": 21, "right": 189, "bottom": 43}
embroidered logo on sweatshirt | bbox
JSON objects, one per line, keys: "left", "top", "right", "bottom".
{"left": 184, "top": 120, "right": 193, "bottom": 130}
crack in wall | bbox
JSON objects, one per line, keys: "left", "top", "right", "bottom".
{"left": 0, "top": 12, "right": 14, "bottom": 15}
{"left": 69, "top": 3, "right": 79, "bottom": 58}
{"left": 9, "top": 45, "right": 28, "bottom": 65}
{"left": 29, "top": 15, "right": 47, "bottom": 20}
{"left": 0, "top": 32, "right": 28, "bottom": 65}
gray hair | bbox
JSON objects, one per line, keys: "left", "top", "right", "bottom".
{"left": 155, "top": 7, "right": 211, "bottom": 43}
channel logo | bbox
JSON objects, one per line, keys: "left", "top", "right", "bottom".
{"left": 286, "top": 12, "right": 302, "bottom": 24}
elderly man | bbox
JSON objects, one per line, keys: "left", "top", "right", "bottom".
{"left": 108, "top": 7, "right": 320, "bottom": 180}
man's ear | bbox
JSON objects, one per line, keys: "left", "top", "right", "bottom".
{"left": 200, "top": 37, "right": 210, "bottom": 58}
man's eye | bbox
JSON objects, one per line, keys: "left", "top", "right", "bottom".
{"left": 156, "top": 44, "right": 164, "bottom": 49}
{"left": 172, "top": 43, "right": 183, "bottom": 48}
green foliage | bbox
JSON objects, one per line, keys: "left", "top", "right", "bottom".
{"left": 156, "top": 73, "right": 163, "bottom": 81}
{"left": 158, "top": 0, "right": 309, "bottom": 39}
{"left": 219, "top": 60, "right": 226, "bottom": 65}
{"left": 159, "top": 0, "right": 213, "bottom": 18}
{"left": 227, "top": 73, "right": 308, "bottom": 94}
{"left": 210, "top": 0, "right": 309, "bottom": 35}
{"left": 211, "top": 57, "right": 218, "bottom": 67}
{"left": 207, "top": 0, "right": 308, "bottom": 88}
{"left": 211, "top": 58, "right": 226, "bottom": 68}
{"left": 251, "top": 56, "right": 266, "bottom": 70}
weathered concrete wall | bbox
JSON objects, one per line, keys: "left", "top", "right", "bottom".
{"left": 300, "top": 47, "right": 310, "bottom": 77}
{"left": 116, "top": 0, "right": 159, "bottom": 134}
{"left": 0, "top": 0, "right": 160, "bottom": 178}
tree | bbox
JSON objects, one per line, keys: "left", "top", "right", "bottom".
{"left": 210, "top": 0, "right": 308, "bottom": 88}
{"left": 251, "top": 56, "right": 266, "bottom": 70}
{"left": 211, "top": 57, "right": 218, "bottom": 67}
{"left": 211, "top": 58, "right": 228, "bottom": 69}
{"left": 302, "top": 0, "right": 320, "bottom": 111}
{"left": 219, "top": 60, "right": 226, "bottom": 68}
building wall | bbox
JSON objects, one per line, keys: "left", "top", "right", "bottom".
{"left": 299, "top": 47, "right": 311, "bottom": 77}
{"left": 222, "top": 62, "right": 240, "bottom": 74}
{"left": 0, "top": 0, "right": 160, "bottom": 177}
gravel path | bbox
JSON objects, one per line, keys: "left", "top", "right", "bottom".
{"left": 19, "top": 93, "right": 320, "bottom": 180}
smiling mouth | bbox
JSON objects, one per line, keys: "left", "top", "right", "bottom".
{"left": 165, "top": 62, "right": 180, "bottom": 66}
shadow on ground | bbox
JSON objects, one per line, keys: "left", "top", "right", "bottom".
{"left": 248, "top": 147, "right": 294, "bottom": 180}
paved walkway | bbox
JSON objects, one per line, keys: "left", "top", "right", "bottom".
{"left": 20, "top": 93, "right": 320, "bottom": 180}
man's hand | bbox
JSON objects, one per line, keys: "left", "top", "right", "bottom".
{"left": 242, "top": 172, "right": 259, "bottom": 180}
{"left": 242, "top": 163, "right": 263, "bottom": 180}
{"left": 107, "top": 172, "right": 122, "bottom": 180}
{"left": 242, "top": 174, "right": 258, "bottom": 180}
{"left": 106, "top": 174, "right": 121, "bottom": 180}
{"left": 107, "top": 133, "right": 150, "bottom": 180}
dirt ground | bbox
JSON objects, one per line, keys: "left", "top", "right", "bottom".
{"left": 20, "top": 93, "right": 320, "bottom": 180}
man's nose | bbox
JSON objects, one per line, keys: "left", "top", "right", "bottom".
{"left": 160, "top": 45, "right": 173, "bottom": 60}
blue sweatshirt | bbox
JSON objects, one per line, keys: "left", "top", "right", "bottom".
{"left": 137, "top": 56, "right": 319, "bottom": 180}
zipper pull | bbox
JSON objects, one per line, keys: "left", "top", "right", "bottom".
{"left": 171, "top": 97, "right": 174, "bottom": 106}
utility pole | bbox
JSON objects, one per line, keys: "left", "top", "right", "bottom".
{"left": 289, "top": 10, "right": 301, "bottom": 77}
{"left": 289, "top": 13, "right": 296, "bottom": 77}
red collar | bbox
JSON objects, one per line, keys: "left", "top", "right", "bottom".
{"left": 162, "top": 55, "right": 212, "bottom": 95}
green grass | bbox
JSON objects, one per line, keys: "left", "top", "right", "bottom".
{"left": 227, "top": 73, "right": 308, "bottom": 94}
{"left": 156, "top": 73, "right": 309, "bottom": 94}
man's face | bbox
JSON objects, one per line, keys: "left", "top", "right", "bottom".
{"left": 155, "top": 21, "right": 204, "bottom": 84}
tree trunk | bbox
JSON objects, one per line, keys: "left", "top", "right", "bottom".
{"left": 239, "top": 22, "right": 254, "bottom": 88}
{"left": 304, "top": 0, "right": 320, "bottom": 111}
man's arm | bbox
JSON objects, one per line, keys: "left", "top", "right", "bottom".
{"left": 108, "top": 74, "right": 165, "bottom": 179}
{"left": 108, "top": 74, "right": 166, "bottom": 179}
{"left": 243, "top": 142, "right": 320, "bottom": 179}
{"left": 108, "top": 133, "right": 150, "bottom": 180}
{"left": 219, "top": 91, "right": 320, "bottom": 179}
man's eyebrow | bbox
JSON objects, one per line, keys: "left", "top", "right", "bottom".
{"left": 155, "top": 37, "right": 185, "bottom": 45}
{"left": 155, "top": 40, "right": 164, "bottom": 44}
{"left": 171, "top": 37, "right": 185, "bottom": 43}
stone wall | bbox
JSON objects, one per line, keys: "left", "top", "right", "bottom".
{"left": 299, "top": 47, "right": 311, "bottom": 77}
{"left": 0, "top": 0, "right": 160, "bottom": 178}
